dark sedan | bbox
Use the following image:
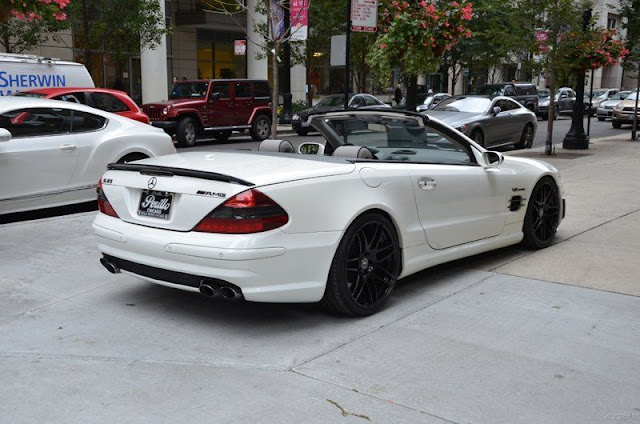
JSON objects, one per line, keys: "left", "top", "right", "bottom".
{"left": 291, "top": 94, "right": 389, "bottom": 135}
{"left": 424, "top": 95, "right": 537, "bottom": 149}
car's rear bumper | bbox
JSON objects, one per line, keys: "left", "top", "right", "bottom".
{"left": 93, "top": 213, "right": 342, "bottom": 303}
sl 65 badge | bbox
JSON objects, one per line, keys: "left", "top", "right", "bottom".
{"left": 196, "top": 190, "right": 226, "bottom": 198}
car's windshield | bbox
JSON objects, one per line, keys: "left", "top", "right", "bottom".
{"left": 612, "top": 92, "right": 630, "bottom": 100}
{"left": 585, "top": 90, "right": 607, "bottom": 98}
{"left": 433, "top": 96, "right": 492, "bottom": 113}
{"left": 538, "top": 90, "right": 551, "bottom": 98}
{"left": 316, "top": 95, "right": 350, "bottom": 107}
{"left": 625, "top": 92, "right": 638, "bottom": 101}
{"left": 474, "top": 85, "right": 505, "bottom": 96}
{"left": 170, "top": 82, "right": 209, "bottom": 99}
{"left": 13, "top": 92, "right": 46, "bottom": 98}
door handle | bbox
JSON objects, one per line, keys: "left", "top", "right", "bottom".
{"left": 59, "top": 144, "right": 77, "bottom": 151}
{"left": 418, "top": 177, "right": 437, "bottom": 190}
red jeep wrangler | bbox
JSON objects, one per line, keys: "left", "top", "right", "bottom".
{"left": 142, "top": 79, "right": 273, "bottom": 147}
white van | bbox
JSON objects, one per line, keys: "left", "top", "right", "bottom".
{"left": 0, "top": 53, "right": 94, "bottom": 96}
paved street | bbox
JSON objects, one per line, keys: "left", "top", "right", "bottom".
{"left": 2, "top": 134, "right": 640, "bottom": 423}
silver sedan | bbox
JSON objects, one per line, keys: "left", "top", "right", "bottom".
{"left": 424, "top": 95, "right": 537, "bottom": 149}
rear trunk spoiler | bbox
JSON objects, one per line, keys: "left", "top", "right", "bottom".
{"left": 107, "top": 163, "right": 254, "bottom": 187}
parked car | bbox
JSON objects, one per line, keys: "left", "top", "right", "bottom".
{"left": 596, "top": 91, "right": 630, "bottom": 121}
{"left": 416, "top": 93, "right": 451, "bottom": 112}
{"left": 474, "top": 83, "right": 538, "bottom": 112}
{"left": 0, "top": 53, "right": 94, "bottom": 97}
{"left": 15, "top": 88, "right": 150, "bottom": 124}
{"left": 291, "top": 93, "right": 389, "bottom": 136}
{"left": 611, "top": 91, "right": 639, "bottom": 128}
{"left": 584, "top": 88, "right": 619, "bottom": 116}
{"left": 0, "top": 97, "right": 175, "bottom": 215}
{"left": 424, "top": 95, "right": 537, "bottom": 149}
{"left": 536, "top": 87, "right": 576, "bottom": 120}
{"left": 142, "top": 79, "right": 273, "bottom": 147}
{"left": 93, "top": 109, "right": 564, "bottom": 316}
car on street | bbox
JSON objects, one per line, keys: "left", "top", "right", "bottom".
{"left": 584, "top": 88, "right": 619, "bottom": 116}
{"left": 393, "top": 92, "right": 451, "bottom": 112}
{"left": 423, "top": 95, "right": 537, "bottom": 149}
{"left": 0, "top": 96, "right": 175, "bottom": 215}
{"left": 596, "top": 90, "right": 630, "bottom": 121}
{"left": 142, "top": 79, "right": 273, "bottom": 147}
{"left": 14, "top": 87, "right": 150, "bottom": 124}
{"left": 536, "top": 87, "right": 576, "bottom": 120}
{"left": 611, "top": 91, "right": 640, "bottom": 128}
{"left": 93, "top": 109, "right": 564, "bottom": 317}
{"left": 291, "top": 94, "right": 389, "bottom": 135}
{"left": 474, "top": 82, "right": 539, "bottom": 112}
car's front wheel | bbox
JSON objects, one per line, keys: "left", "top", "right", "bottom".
{"left": 522, "top": 177, "right": 561, "bottom": 249}
{"left": 612, "top": 120, "right": 622, "bottom": 129}
{"left": 176, "top": 117, "right": 198, "bottom": 147}
{"left": 296, "top": 129, "right": 309, "bottom": 136}
{"left": 250, "top": 115, "right": 271, "bottom": 141}
{"left": 471, "top": 129, "right": 484, "bottom": 147}
{"left": 322, "top": 212, "right": 401, "bottom": 317}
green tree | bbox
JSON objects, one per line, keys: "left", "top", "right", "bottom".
{"left": 368, "top": 0, "right": 474, "bottom": 110}
{"left": 68, "top": 0, "right": 170, "bottom": 81}
{"left": 0, "top": 0, "right": 69, "bottom": 53}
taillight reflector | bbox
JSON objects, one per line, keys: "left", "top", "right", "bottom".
{"left": 97, "top": 179, "right": 119, "bottom": 218}
{"left": 194, "top": 189, "right": 288, "bottom": 234}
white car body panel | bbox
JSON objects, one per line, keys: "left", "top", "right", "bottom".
{"left": 93, "top": 111, "right": 564, "bottom": 305}
{"left": 0, "top": 97, "right": 176, "bottom": 215}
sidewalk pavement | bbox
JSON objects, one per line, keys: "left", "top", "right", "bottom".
{"left": 1, "top": 136, "right": 640, "bottom": 423}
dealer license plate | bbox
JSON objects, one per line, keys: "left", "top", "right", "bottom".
{"left": 137, "top": 190, "right": 174, "bottom": 219}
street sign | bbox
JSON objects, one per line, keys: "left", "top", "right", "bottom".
{"left": 351, "top": 0, "right": 378, "bottom": 33}
{"left": 330, "top": 35, "right": 346, "bottom": 67}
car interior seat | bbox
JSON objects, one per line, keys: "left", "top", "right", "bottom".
{"left": 258, "top": 139, "right": 295, "bottom": 153}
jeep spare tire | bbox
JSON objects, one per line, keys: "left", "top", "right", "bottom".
{"left": 250, "top": 115, "right": 271, "bottom": 141}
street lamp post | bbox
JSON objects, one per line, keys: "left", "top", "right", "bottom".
{"left": 279, "top": 1, "right": 293, "bottom": 124}
{"left": 633, "top": 60, "right": 640, "bottom": 141}
{"left": 563, "top": 9, "right": 592, "bottom": 150}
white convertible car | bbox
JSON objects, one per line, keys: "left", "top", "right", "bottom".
{"left": 94, "top": 110, "right": 565, "bottom": 316}
{"left": 0, "top": 97, "right": 175, "bottom": 215}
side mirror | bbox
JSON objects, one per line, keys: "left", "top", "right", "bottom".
{"left": 492, "top": 106, "right": 502, "bottom": 116}
{"left": 482, "top": 151, "right": 504, "bottom": 167}
{"left": 298, "top": 142, "right": 325, "bottom": 155}
{"left": 209, "top": 92, "right": 221, "bottom": 103}
{"left": 0, "top": 128, "right": 11, "bottom": 142}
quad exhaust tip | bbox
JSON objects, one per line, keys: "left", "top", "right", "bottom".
{"left": 199, "top": 280, "right": 243, "bottom": 301}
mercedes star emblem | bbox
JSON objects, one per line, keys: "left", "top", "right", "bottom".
{"left": 147, "top": 177, "right": 157, "bottom": 189}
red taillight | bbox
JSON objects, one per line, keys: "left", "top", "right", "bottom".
{"left": 97, "top": 179, "right": 119, "bottom": 218}
{"left": 193, "top": 189, "right": 288, "bottom": 234}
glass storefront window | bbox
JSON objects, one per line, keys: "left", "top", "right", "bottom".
{"left": 197, "top": 30, "right": 246, "bottom": 79}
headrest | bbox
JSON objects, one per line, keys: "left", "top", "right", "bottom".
{"left": 332, "top": 145, "right": 374, "bottom": 159}
{"left": 258, "top": 139, "right": 295, "bottom": 153}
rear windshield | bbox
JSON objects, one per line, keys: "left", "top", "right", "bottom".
{"left": 474, "top": 85, "right": 505, "bottom": 96}
{"left": 170, "top": 82, "right": 209, "bottom": 99}
{"left": 13, "top": 92, "right": 46, "bottom": 98}
{"left": 515, "top": 85, "right": 537, "bottom": 95}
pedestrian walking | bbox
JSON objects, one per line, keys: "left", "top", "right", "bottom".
{"left": 394, "top": 84, "right": 403, "bottom": 106}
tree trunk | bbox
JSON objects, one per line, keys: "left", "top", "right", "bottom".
{"left": 271, "top": 41, "right": 279, "bottom": 139}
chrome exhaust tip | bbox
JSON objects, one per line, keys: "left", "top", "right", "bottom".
{"left": 100, "top": 257, "right": 120, "bottom": 274}
{"left": 219, "top": 286, "right": 243, "bottom": 301}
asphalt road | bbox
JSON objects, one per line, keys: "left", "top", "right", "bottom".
{"left": 185, "top": 115, "right": 632, "bottom": 154}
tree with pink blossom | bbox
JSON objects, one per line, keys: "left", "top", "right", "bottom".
{"left": 0, "top": 0, "right": 70, "bottom": 53}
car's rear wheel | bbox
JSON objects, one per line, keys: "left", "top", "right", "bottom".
{"left": 176, "top": 117, "right": 198, "bottom": 147}
{"left": 296, "top": 129, "right": 309, "bottom": 136}
{"left": 612, "top": 120, "right": 622, "bottom": 129}
{"left": 322, "top": 212, "right": 401, "bottom": 317}
{"left": 250, "top": 115, "right": 271, "bottom": 141}
{"left": 116, "top": 152, "right": 148, "bottom": 164}
{"left": 598, "top": 117, "right": 605, "bottom": 121}
{"left": 516, "top": 124, "right": 534, "bottom": 149}
{"left": 213, "top": 130, "right": 232, "bottom": 142}
{"left": 522, "top": 177, "right": 560, "bottom": 249}
{"left": 471, "top": 129, "right": 484, "bottom": 147}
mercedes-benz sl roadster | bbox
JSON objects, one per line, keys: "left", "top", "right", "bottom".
{"left": 94, "top": 110, "right": 565, "bottom": 316}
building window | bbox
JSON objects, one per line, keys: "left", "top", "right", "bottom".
{"left": 607, "top": 16, "right": 617, "bottom": 29}
{"left": 197, "top": 30, "right": 246, "bottom": 79}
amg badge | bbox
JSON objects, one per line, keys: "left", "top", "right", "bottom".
{"left": 196, "top": 190, "right": 226, "bottom": 198}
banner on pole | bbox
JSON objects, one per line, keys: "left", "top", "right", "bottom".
{"left": 290, "top": 0, "right": 308, "bottom": 41}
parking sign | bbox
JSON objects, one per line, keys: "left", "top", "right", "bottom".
{"left": 351, "top": 0, "right": 378, "bottom": 33}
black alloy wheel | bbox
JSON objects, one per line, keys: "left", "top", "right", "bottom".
{"left": 522, "top": 177, "right": 561, "bottom": 249}
{"left": 322, "top": 213, "right": 401, "bottom": 316}
{"left": 517, "top": 124, "right": 535, "bottom": 149}
{"left": 471, "top": 129, "right": 484, "bottom": 147}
